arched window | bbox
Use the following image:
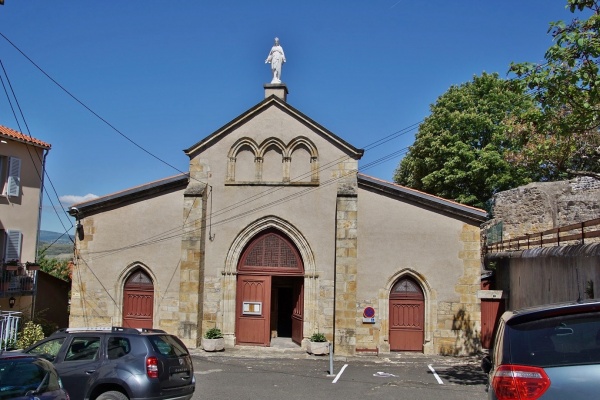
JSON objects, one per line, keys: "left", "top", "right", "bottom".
{"left": 125, "top": 269, "right": 153, "bottom": 288}
{"left": 238, "top": 229, "right": 303, "bottom": 275}
{"left": 390, "top": 277, "right": 424, "bottom": 300}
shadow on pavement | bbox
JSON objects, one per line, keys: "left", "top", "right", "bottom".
{"left": 432, "top": 363, "right": 488, "bottom": 386}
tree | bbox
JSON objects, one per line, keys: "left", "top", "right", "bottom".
{"left": 37, "top": 254, "right": 71, "bottom": 282}
{"left": 394, "top": 73, "right": 536, "bottom": 211}
{"left": 508, "top": 0, "right": 600, "bottom": 180}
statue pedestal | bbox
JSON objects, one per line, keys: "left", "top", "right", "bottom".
{"left": 264, "top": 83, "right": 288, "bottom": 101}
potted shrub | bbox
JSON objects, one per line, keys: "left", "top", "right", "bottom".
{"left": 201, "top": 327, "right": 224, "bottom": 352}
{"left": 307, "top": 332, "right": 329, "bottom": 355}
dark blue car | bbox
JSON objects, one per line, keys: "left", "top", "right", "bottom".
{"left": 0, "top": 353, "right": 69, "bottom": 400}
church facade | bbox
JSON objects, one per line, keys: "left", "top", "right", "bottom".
{"left": 69, "top": 84, "right": 487, "bottom": 356}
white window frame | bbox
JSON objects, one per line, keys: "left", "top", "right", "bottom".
{"left": 2, "top": 230, "right": 22, "bottom": 263}
{"left": 0, "top": 156, "right": 21, "bottom": 197}
{"left": 6, "top": 157, "right": 21, "bottom": 197}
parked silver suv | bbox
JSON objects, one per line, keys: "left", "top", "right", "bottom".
{"left": 481, "top": 300, "right": 600, "bottom": 400}
{"left": 24, "top": 327, "right": 195, "bottom": 400}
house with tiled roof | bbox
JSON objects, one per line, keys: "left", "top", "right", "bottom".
{"left": 68, "top": 84, "right": 487, "bottom": 356}
{"left": 0, "top": 124, "right": 51, "bottom": 312}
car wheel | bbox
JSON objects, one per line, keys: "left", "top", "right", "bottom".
{"left": 96, "top": 391, "right": 128, "bottom": 400}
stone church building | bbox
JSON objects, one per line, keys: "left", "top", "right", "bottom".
{"left": 69, "top": 83, "right": 487, "bottom": 356}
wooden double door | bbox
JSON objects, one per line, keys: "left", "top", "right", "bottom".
{"left": 236, "top": 275, "right": 303, "bottom": 346}
{"left": 235, "top": 229, "right": 305, "bottom": 346}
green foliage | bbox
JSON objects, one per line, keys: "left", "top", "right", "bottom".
{"left": 394, "top": 73, "right": 535, "bottom": 210}
{"left": 309, "top": 332, "right": 327, "bottom": 342}
{"left": 204, "top": 327, "right": 223, "bottom": 339}
{"left": 508, "top": 0, "right": 600, "bottom": 180}
{"left": 16, "top": 321, "right": 45, "bottom": 349}
{"left": 1, "top": 338, "right": 17, "bottom": 350}
{"left": 37, "top": 254, "right": 71, "bottom": 282}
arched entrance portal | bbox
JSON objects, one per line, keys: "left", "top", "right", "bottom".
{"left": 122, "top": 268, "right": 154, "bottom": 329}
{"left": 236, "top": 229, "right": 304, "bottom": 346}
{"left": 389, "top": 277, "right": 424, "bottom": 351}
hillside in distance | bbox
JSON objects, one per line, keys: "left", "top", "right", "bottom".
{"left": 38, "top": 230, "right": 74, "bottom": 258}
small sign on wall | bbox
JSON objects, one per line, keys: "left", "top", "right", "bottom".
{"left": 363, "top": 306, "right": 376, "bottom": 324}
{"left": 243, "top": 301, "right": 262, "bottom": 315}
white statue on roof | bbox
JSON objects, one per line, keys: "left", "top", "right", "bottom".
{"left": 265, "top": 37, "right": 286, "bottom": 84}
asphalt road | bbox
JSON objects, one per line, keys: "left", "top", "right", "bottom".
{"left": 191, "top": 352, "right": 488, "bottom": 399}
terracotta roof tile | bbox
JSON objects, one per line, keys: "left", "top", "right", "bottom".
{"left": 0, "top": 124, "right": 51, "bottom": 149}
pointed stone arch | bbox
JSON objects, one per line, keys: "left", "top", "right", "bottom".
{"left": 117, "top": 263, "right": 157, "bottom": 329}
{"left": 222, "top": 216, "right": 317, "bottom": 347}
{"left": 379, "top": 269, "right": 434, "bottom": 354}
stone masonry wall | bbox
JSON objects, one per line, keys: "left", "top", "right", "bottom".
{"left": 435, "top": 224, "right": 482, "bottom": 356}
{"left": 484, "top": 176, "right": 600, "bottom": 240}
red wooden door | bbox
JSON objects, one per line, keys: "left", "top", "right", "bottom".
{"left": 236, "top": 275, "right": 271, "bottom": 346}
{"left": 122, "top": 269, "right": 154, "bottom": 329}
{"left": 481, "top": 298, "right": 505, "bottom": 349}
{"left": 389, "top": 278, "right": 424, "bottom": 351}
{"left": 291, "top": 279, "right": 303, "bottom": 345}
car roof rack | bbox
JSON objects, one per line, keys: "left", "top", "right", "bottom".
{"left": 52, "top": 326, "right": 167, "bottom": 335}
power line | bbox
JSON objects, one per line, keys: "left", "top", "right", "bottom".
{"left": 0, "top": 32, "right": 188, "bottom": 177}
{"left": 0, "top": 58, "right": 74, "bottom": 242}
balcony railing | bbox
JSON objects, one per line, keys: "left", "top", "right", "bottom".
{"left": 1, "top": 263, "right": 38, "bottom": 297}
{"left": 485, "top": 217, "right": 600, "bottom": 254}
{"left": 0, "top": 311, "right": 21, "bottom": 350}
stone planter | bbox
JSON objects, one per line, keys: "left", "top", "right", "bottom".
{"left": 307, "top": 341, "right": 329, "bottom": 355}
{"left": 201, "top": 337, "right": 224, "bottom": 352}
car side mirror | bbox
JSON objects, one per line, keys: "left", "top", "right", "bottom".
{"left": 481, "top": 355, "right": 492, "bottom": 374}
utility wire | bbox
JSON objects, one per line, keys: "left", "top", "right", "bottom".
{"left": 0, "top": 59, "right": 74, "bottom": 240}
{"left": 0, "top": 32, "right": 187, "bottom": 177}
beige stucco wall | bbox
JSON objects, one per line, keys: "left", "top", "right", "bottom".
{"left": 70, "top": 189, "right": 184, "bottom": 332}
{"left": 67, "top": 96, "right": 484, "bottom": 356}
{"left": 186, "top": 104, "right": 359, "bottom": 347}
{"left": 356, "top": 187, "right": 482, "bottom": 355}
{"left": 0, "top": 140, "right": 45, "bottom": 264}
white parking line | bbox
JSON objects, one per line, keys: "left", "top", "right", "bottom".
{"left": 428, "top": 364, "right": 444, "bottom": 384}
{"left": 332, "top": 364, "right": 348, "bottom": 383}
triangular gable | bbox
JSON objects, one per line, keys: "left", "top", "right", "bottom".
{"left": 184, "top": 95, "right": 364, "bottom": 159}
{"left": 358, "top": 173, "right": 488, "bottom": 224}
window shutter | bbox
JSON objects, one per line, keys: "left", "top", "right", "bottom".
{"left": 7, "top": 157, "right": 21, "bottom": 197}
{"left": 4, "top": 230, "right": 22, "bottom": 262}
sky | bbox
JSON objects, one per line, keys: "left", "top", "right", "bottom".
{"left": 0, "top": 1, "right": 584, "bottom": 234}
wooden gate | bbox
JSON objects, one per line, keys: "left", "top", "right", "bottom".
{"left": 122, "top": 269, "right": 154, "bottom": 329}
{"left": 236, "top": 275, "right": 271, "bottom": 346}
{"left": 389, "top": 277, "right": 424, "bottom": 351}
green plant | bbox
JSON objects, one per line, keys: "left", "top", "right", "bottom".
{"left": 310, "top": 332, "right": 327, "bottom": 342}
{"left": 1, "top": 338, "right": 17, "bottom": 350}
{"left": 16, "top": 321, "right": 45, "bottom": 349}
{"left": 204, "top": 327, "right": 223, "bottom": 339}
